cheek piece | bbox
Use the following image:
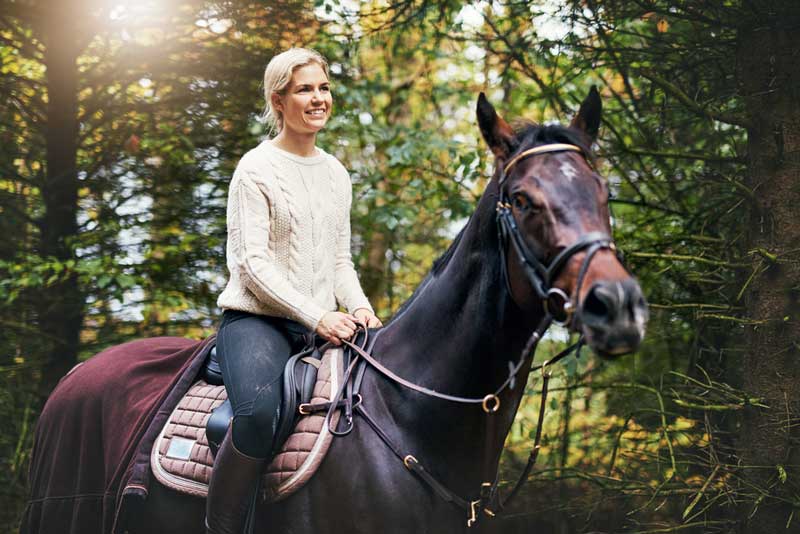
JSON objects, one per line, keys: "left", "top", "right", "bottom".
{"left": 495, "top": 143, "right": 623, "bottom": 326}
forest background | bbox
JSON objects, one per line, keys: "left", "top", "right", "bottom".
{"left": 1, "top": 0, "right": 799, "bottom": 532}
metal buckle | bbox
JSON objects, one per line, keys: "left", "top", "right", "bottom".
{"left": 544, "top": 287, "right": 573, "bottom": 325}
{"left": 298, "top": 403, "right": 312, "bottom": 415}
{"left": 481, "top": 394, "right": 500, "bottom": 413}
{"left": 540, "top": 359, "right": 551, "bottom": 378}
{"left": 468, "top": 499, "right": 480, "bottom": 527}
{"left": 467, "top": 498, "right": 496, "bottom": 527}
{"left": 403, "top": 455, "right": 418, "bottom": 469}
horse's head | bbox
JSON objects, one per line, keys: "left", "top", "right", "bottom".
{"left": 477, "top": 88, "right": 648, "bottom": 358}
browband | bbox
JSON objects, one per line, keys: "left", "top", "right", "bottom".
{"left": 502, "top": 143, "right": 585, "bottom": 178}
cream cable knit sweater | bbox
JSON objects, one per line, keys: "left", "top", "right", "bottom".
{"left": 217, "top": 141, "right": 374, "bottom": 330}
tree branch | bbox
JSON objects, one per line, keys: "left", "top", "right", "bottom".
{"left": 640, "top": 70, "right": 750, "bottom": 128}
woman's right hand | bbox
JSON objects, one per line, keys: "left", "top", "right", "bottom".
{"left": 315, "top": 311, "right": 358, "bottom": 346}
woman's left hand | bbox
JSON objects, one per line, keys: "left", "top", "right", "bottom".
{"left": 353, "top": 308, "right": 383, "bottom": 328}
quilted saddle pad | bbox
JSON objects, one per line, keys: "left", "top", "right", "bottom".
{"left": 150, "top": 347, "right": 343, "bottom": 503}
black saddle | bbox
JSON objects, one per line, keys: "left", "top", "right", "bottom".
{"left": 204, "top": 343, "right": 322, "bottom": 457}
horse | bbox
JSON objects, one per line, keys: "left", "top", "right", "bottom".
{"left": 25, "top": 88, "right": 647, "bottom": 534}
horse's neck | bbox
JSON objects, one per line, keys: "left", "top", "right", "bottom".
{"left": 370, "top": 188, "right": 543, "bottom": 492}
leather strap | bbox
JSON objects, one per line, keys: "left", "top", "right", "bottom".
{"left": 495, "top": 142, "right": 614, "bottom": 325}
{"left": 494, "top": 370, "right": 550, "bottom": 509}
{"left": 323, "top": 321, "right": 584, "bottom": 527}
{"left": 357, "top": 404, "right": 470, "bottom": 508}
{"left": 313, "top": 144, "right": 624, "bottom": 527}
{"left": 501, "top": 144, "right": 587, "bottom": 182}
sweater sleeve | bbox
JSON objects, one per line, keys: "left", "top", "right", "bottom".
{"left": 333, "top": 171, "right": 374, "bottom": 315}
{"left": 229, "top": 168, "right": 329, "bottom": 330}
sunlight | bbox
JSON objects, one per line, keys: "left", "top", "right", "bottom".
{"left": 101, "top": 1, "right": 234, "bottom": 44}
{"left": 195, "top": 17, "right": 233, "bottom": 35}
{"left": 106, "top": 1, "right": 163, "bottom": 23}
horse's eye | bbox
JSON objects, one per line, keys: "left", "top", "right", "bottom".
{"left": 512, "top": 193, "right": 537, "bottom": 213}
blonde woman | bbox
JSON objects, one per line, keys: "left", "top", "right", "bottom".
{"left": 209, "top": 48, "right": 382, "bottom": 534}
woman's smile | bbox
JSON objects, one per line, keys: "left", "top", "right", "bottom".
{"left": 275, "top": 63, "right": 332, "bottom": 136}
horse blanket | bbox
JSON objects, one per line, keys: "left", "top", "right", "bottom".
{"left": 21, "top": 335, "right": 215, "bottom": 534}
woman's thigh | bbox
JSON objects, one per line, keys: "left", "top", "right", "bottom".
{"left": 216, "top": 311, "right": 294, "bottom": 417}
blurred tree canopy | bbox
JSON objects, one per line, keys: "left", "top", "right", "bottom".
{"left": 2, "top": 0, "right": 799, "bottom": 532}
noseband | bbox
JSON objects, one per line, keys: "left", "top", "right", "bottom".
{"left": 495, "top": 143, "right": 616, "bottom": 324}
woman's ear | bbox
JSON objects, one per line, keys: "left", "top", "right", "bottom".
{"left": 271, "top": 92, "right": 283, "bottom": 113}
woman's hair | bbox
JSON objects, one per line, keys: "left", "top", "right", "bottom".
{"left": 261, "top": 47, "right": 330, "bottom": 135}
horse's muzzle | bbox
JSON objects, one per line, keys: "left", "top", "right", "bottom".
{"left": 578, "top": 278, "right": 648, "bottom": 358}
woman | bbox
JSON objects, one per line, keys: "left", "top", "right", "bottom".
{"left": 208, "top": 48, "right": 382, "bottom": 534}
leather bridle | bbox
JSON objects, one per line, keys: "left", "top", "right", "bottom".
{"left": 495, "top": 143, "right": 616, "bottom": 325}
{"left": 308, "top": 143, "right": 622, "bottom": 528}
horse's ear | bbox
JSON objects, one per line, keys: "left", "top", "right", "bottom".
{"left": 477, "top": 93, "right": 515, "bottom": 159}
{"left": 570, "top": 85, "right": 602, "bottom": 141}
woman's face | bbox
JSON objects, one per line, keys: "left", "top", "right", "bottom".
{"left": 274, "top": 63, "right": 332, "bottom": 136}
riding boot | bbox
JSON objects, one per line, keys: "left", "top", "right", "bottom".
{"left": 205, "top": 431, "right": 265, "bottom": 534}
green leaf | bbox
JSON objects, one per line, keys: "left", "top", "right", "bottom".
{"left": 116, "top": 274, "right": 136, "bottom": 289}
{"left": 777, "top": 464, "right": 787, "bottom": 484}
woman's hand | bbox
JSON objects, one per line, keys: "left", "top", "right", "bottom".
{"left": 353, "top": 308, "right": 383, "bottom": 328}
{"left": 315, "top": 311, "right": 358, "bottom": 346}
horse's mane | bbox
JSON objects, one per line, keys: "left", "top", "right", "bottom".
{"left": 431, "top": 224, "right": 467, "bottom": 275}
{"left": 388, "top": 225, "right": 467, "bottom": 321}
{"left": 386, "top": 121, "right": 592, "bottom": 323}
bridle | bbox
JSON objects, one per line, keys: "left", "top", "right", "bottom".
{"left": 495, "top": 143, "right": 616, "bottom": 326}
{"left": 308, "top": 143, "right": 622, "bottom": 527}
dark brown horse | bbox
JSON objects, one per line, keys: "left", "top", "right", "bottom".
{"left": 30, "top": 89, "right": 648, "bottom": 534}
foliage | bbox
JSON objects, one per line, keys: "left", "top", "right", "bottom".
{"left": 2, "top": 0, "right": 799, "bottom": 532}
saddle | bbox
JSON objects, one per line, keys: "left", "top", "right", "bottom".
{"left": 150, "top": 342, "right": 344, "bottom": 503}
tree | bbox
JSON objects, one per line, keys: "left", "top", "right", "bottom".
{"left": 736, "top": 2, "right": 800, "bottom": 531}
{"left": 0, "top": 0, "right": 311, "bottom": 397}
{"left": 464, "top": 1, "right": 800, "bottom": 531}
{"left": 1, "top": 2, "right": 309, "bottom": 527}
{"left": 5, "top": 0, "right": 797, "bottom": 531}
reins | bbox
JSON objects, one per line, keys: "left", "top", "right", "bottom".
{"left": 307, "top": 143, "right": 618, "bottom": 527}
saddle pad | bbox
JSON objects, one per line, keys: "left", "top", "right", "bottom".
{"left": 151, "top": 347, "right": 343, "bottom": 502}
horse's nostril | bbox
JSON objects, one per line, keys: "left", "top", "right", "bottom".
{"left": 583, "top": 286, "right": 611, "bottom": 319}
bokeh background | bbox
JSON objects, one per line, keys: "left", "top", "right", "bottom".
{"left": 2, "top": 1, "right": 799, "bottom": 532}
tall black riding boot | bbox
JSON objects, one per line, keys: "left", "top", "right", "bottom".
{"left": 205, "top": 431, "right": 265, "bottom": 534}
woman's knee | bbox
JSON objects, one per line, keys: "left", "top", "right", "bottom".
{"left": 230, "top": 381, "right": 283, "bottom": 457}
{"left": 231, "top": 413, "right": 271, "bottom": 458}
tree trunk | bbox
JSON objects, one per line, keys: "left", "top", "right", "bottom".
{"left": 737, "top": 3, "right": 800, "bottom": 532}
{"left": 35, "top": 3, "right": 84, "bottom": 397}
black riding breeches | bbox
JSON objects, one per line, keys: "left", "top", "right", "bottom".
{"left": 216, "top": 310, "right": 310, "bottom": 458}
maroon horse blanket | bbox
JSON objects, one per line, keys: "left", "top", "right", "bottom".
{"left": 21, "top": 335, "right": 215, "bottom": 534}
